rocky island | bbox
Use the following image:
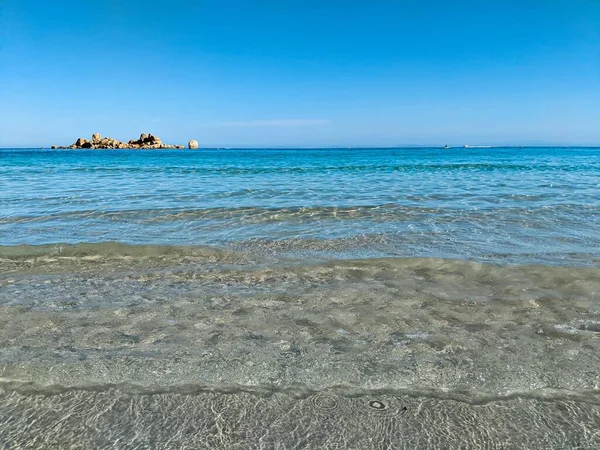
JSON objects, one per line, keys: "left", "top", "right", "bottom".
{"left": 52, "top": 133, "right": 197, "bottom": 149}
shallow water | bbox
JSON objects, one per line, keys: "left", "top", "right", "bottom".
{"left": 2, "top": 384, "right": 599, "bottom": 449}
{"left": 1, "top": 148, "right": 600, "bottom": 448}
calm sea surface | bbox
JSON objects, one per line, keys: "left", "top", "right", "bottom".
{"left": 1, "top": 147, "right": 599, "bottom": 264}
{"left": 1, "top": 147, "right": 600, "bottom": 448}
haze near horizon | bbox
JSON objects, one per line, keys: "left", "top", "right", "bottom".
{"left": 0, "top": 0, "right": 599, "bottom": 148}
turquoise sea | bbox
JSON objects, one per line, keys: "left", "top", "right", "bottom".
{"left": 1, "top": 147, "right": 600, "bottom": 448}
{"left": 2, "top": 147, "right": 599, "bottom": 264}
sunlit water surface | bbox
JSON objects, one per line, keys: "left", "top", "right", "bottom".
{"left": 1, "top": 148, "right": 599, "bottom": 448}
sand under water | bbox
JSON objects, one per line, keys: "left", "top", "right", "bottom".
{"left": 1, "top": 243, "right": 599, "bottom": 448}
{"left": 2, "top": 147, "right": 600, "bottom": 447}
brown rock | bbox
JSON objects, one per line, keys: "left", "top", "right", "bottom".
{"left": 57, "top": 132, "right": 183, "bottom": 150}
{"left": 143, "top": 134, "right": 162, "bottom": 146}
{"left": 188, "top": 140, "right": 199, "bottom": 149}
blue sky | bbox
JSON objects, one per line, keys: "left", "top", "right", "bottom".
{"left": 1, "top": 0, "right": 599, "bottom": 147}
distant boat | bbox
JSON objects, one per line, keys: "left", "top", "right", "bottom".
{"left": 443, "top": 144, "right": 451, "bottom": 149}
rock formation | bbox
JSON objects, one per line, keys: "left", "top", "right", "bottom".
{"left": 55, "top": 133, "right": 186, "bottom": 149}
{"left": 188, "top": 140, "right": 199, "bottom": 149}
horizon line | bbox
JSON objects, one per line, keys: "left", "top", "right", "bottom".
{"left": 2, "top": 145, "right": 600, "bottom": 150}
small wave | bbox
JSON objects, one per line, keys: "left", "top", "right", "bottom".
{"left": 0, "top": 242, "right": 235, "bottom": 261}
{"left": 1, "top": 239, "right": 599, "bottom": 269}
{"left": 1, "top": 379, "right": 598, "bottom": 406}
{"left": 2, "top": 380, "right": 598, "bottom": 448}
{"left": 50, "top": 162, "right": 596, "bottom": 176}
{"left": 2, "top": 203, "right": 598, "bottom": 225}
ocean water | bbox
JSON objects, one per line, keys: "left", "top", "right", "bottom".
{"left": 1, "top": 147, "right": 600, "bottom": 448}
{"left": 2, "top": 147, "right": 599, "bottom": 264}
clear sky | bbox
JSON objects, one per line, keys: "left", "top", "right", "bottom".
{"left": 1, "top": 0, "right": 599, "bottom": 147}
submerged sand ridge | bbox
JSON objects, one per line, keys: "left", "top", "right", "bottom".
{"left": 52, "top": 132, "right": 199, "bottom": 149}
